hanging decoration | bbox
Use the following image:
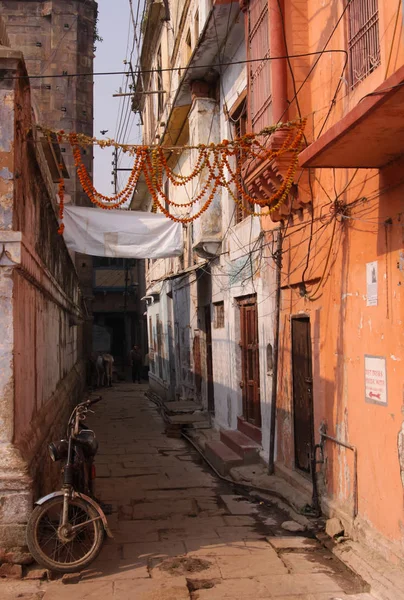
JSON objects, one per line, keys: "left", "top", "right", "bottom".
{"left": 45, "top": 119, "right": 306, "bottom": 233}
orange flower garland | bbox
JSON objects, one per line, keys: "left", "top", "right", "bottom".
{"left": 54, "top": 119, "right": 306, "bottom": 232}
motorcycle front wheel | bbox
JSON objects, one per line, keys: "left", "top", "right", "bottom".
{"left": 26, "top": 496, "right": 104, "bottom": 573}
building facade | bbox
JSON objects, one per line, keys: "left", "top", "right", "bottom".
{"left": 1, "top": 0, "right": 98, "bottom": 354}
{"left": 137, "top": 0, "right": 404, "bottom": 563}
{"left": 137, "top": 0, "right": 275, "bottom": 430}
{"left": 255, "top": 0, "right": 404, "bottom": 563}
{"left": 0, "top": 40, "right": 86, "bottom": 558}
{"left": 0, "top": 2, "right": 97, "bottom": 558}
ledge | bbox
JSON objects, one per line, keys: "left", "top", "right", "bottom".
{"left": 299, "top": 65, "right": 404, "bottom": 169}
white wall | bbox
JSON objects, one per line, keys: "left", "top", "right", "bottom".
{"left": 207, "top": 32, "right": 276, "bottom": 458}
{"left": 144, "top": 1, "right": 277, "bottom": 461}
{"left": 146, "top": 281, "right": 173, "bottom": 397}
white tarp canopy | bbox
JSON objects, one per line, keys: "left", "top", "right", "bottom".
{"left": 63, "top": 205, "right": 183, "bottom": 258}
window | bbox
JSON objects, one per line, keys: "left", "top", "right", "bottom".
{"left": 230, "top": 95, "right": 249, "bottom": 224}
{"left": 185, "top": 29, "right": 192, "bottom": 62}
{"left": 213, "top": 302, "right": 225, "bottom": 329}
{"left": 347, "top": 0, "right": 381, "bottom": 88}
{"left": 156, "top": 46, "right": 164, "bottom": 120}
{"left": 194, "top": 9, "right": 199, "bottom": 44}
{"left": 248, "top": 0, "right": 271, "bottom": 132}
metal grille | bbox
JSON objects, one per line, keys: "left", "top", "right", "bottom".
{"left": 231, "top": 98, "right": 249, "bottom": 223}
{"left": 347, "top": 0, "right": 381, "bottom": 88}
{"left": 248, "top": 0, "right": 272, "bottom": 132}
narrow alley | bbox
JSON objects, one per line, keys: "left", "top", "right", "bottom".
{"left": 1, "top": 384, "right": 375, "bottom": 600}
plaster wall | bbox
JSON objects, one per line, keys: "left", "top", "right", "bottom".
{"left": 0, "top": 51, "right": 85, "bottom": 555}
{"left": 208, "top": 35, "right": 277, "bottom": 455}
{"left": 260, "top": 0, "right": 404, "bottom": 562}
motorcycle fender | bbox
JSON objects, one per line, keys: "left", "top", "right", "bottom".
{"left": 35, "top": 491, "right": 113, "bottom": 539}
{"left": 74, "top": 492, "right": 114, "bottom": 539}
{"left": 35, "top": 491, "right": 65, "bottom": 505}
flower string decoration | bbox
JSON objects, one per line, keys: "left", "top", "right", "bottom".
{"left": 51, "top": 119, "right": 306, "bottom": 232}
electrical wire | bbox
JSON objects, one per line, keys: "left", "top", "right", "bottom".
{"left": 275, "top": 0, "right": 302, "bottom": 121}
{"left": 276, "top": 0, "right": 352, "bottom": 125}
{"left": 40, "top": 0, "right": 90, "bottom": 76}
{"left": 4, "top": 49, "right": 350, "bottom": 81}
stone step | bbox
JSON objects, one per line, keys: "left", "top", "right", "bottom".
{"left": 163, "top": 400, "right": 203, "bottom": 415}
{"left": 220, "top": 429, "right": 261, "bottom": 464}
{"left": 205, "top": 441, "right": 243, "bottom": 476}
{"left": 167, "top": 412, "right": 210, "bottom": 429}
{"left": 237, "top": 416, "right": 262, "bottom": 444}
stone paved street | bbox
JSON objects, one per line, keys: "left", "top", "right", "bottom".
{"left": 0, "top": 384, "right": 377, "bottom": 599}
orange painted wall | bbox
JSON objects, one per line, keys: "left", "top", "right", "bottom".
{"left": 260, "top": 0, "right": 404, "bottom": 556}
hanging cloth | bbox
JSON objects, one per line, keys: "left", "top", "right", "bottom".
{"left": 62, "top": 206, "right": 182, "bottom": 258}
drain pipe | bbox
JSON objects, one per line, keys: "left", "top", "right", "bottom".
{"left": 319, "top": 422, "right": 358, "bottom": 520}
{"left": 268, "top": 227, "right": 283, "bottom": 475}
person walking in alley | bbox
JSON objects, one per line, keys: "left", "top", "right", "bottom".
{"left": 130, "top": 344, "right": 142, "bottom": 383}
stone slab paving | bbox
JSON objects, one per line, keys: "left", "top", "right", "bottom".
{"left": 0, "top": 383, "right": 377, "bottom": 599}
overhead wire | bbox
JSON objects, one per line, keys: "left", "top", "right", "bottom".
{"left": 276, "top": 0, "right": 352, "bottom": 126}
{"left": 116, "top": 0, "right": 146, "bottom": 192}
{"left": 5, "top": 49, "right": 350, "bottom": 81}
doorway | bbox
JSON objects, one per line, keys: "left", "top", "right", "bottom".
{"left": 291, "top": 316, "right": 314, "bottom": 473}
{"left": 204, "top": 305, "right": 215, "bottom": 413}
{"left": 238, "top": 295, "right": 261, "bottom": 428}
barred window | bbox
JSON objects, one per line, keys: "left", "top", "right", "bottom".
{"left": 230, "top": 96, "right": 249, "bottom": 224}
{"left": 347, "top": 0, "right": 381, "bottom": 88}
{"left": 213, "top": 302, "right": 225, "bottom": 329}
{"left": 248, "top": 0, "right": 271, "bottom": 132}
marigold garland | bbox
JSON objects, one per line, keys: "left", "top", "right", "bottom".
{"left": 53, "top": 119, "right": 306, "bottom": 232}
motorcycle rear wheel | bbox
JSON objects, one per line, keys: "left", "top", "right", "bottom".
{"left": 27, "top": 496, "right": 104, "bottom": 573}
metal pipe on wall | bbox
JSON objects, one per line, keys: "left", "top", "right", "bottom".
{"left": 267, "top": 0, "right": 289, "bottom": 475}
{"left": 268, "top": 227, "right": 283, "bottom": 474}
{"left": 319, "top": 423, "right": 358, "bottom": 520}
{"left": 269, "top": 0, "right": 288, "bottom": 122}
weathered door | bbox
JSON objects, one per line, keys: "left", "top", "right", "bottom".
{"left": 291, "top": 316, "right": 314, "bottom": 473}
{"left": 239, "top": 296, "right": 261, "bottom": 427}
{"left": 204, "top": 305, "right": 215, "bottom": 413}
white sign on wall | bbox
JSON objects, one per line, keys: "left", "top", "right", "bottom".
{"left": 365, "top": 355, "right": 387, "bottom": 405}
{"left": 366, "top": 261, "right": 378, "bottom": 306}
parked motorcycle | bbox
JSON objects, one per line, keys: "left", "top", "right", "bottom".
{"left": 26, "top": 396, "right": 113, "bottom": 573}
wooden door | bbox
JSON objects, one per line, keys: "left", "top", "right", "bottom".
{"left": 291, "top": 316, "right": 314, "bottom": 473}
{"left": 239, "top": 296, "right": 261, "bottom": 427}
{"left": 204, "top": 305, "right": 215, "bottom": 413}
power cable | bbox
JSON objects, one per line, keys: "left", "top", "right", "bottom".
{"left": 275, "top": 0, "right": 302, "bottom": 121}
{"left": 4, "top": 50, "right": 349, "bottom": 80}
{"left": 40, "top": 0, "right": 90, "bottom": 76}
{"left": 276, "top": 1, "right": 352, "bottom": 125}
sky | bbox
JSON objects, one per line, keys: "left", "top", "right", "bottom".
{"left": 93, "top": 0, "right": 143, "bottom": 195}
